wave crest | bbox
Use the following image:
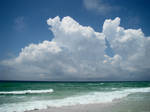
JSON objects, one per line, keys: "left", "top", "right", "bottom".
{"left": 0, "top": 89, "right": 54, "bottom": 95}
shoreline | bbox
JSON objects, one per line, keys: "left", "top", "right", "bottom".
{"left": 26, "top": 102, "right": 117, "bottom": 112}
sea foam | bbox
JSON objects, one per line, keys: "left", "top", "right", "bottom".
{"left": 0, "top": 89, "right": 54, "bottom": 95}
{"left": 0, "top": 87, "right": 150, "bottom": 112}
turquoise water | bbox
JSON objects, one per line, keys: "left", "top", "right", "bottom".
{"left": 0, "top": 81, "right": 150, "bottom": 112}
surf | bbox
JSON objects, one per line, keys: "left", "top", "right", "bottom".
{"left": 0, "top": 87, "right": 150, "bottom": 112}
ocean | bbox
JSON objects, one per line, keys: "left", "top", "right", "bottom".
{"left": 0, "top": 81, "right": 150, "bottom": 112}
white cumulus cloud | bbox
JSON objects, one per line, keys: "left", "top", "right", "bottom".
{"left": 1, "top": 16, "right": 150, "bottom": 81}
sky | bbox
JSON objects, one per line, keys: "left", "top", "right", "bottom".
{"left": 0, "top": 0, "right": 150, "bottom": 81}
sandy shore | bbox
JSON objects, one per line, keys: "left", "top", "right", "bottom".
{"left": 26, "top": 102, "right": 116, "bottom": 112}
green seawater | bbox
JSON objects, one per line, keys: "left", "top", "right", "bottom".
{"left": 0, "top": 81, "right": 150, "bottom": 112}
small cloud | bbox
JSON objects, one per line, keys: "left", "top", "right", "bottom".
{"left": 14, "top": 16, "right": 26, "bottom": 31}
{"left": 83, "top": 0, "right": 119, "bottom": 15}
{"left": 128, "top": 16, "right": 141, "bottom": 27}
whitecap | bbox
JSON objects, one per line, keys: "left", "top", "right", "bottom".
{"left": 0, "top": 89, "right": 54, "bottom": 95}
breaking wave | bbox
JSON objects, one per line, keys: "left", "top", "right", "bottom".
{"left": 0, "top": 89, "right": 54, "bottom": 95}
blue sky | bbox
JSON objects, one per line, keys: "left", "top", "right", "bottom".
{"left": 0, "top": 0, "right": 150, "bottom": 81}
{"left": 0, "top": 0, "right": 150, "bottom": 59}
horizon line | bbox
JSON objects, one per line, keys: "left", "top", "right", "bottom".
{"left": 0, "top": 80, "right": 150, "bottom": 83}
